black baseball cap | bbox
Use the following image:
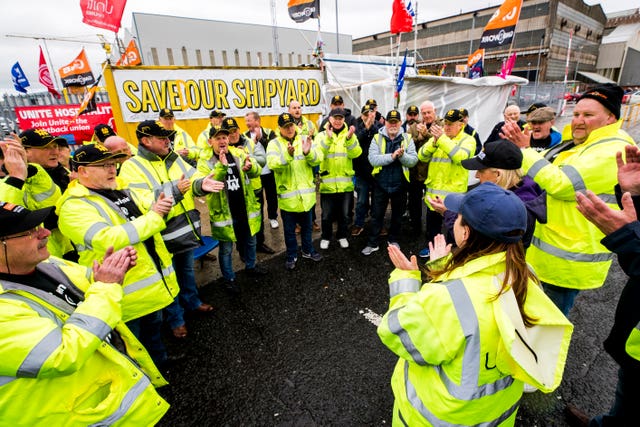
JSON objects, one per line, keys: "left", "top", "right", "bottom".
{"left": 209, "top": 125, "right": 230, "bottom": 138}
{"left": 366, "top": 98, "right": 378, "bottom": 107}
{"left": 159, "top": 108, "right": 175, "bottom": 118}
{"left": 406, "top": 105, "right": 419, "bottom": 115}
{"left": 221, "top": 117, "right": 239, "bottom": 131}
{"left": 444, "top": 109, "right": 464, "bottom": 123}
{"left": 331, "top": 95, "right": 344, "bottom": 104}
{"left": 278, "top": 113, "right": 296, "bottom": 127}
{"left": 135, "top": 120, "right": 176, "bottom": 139}
{"left": 329, "top": 108, "right": 346, "bottom": 118}
{"left": 0, "top": 203, "right": 54, "bottom": 238}
{"left": 386, "top": 110, "right": 401, "bottom": 122}
{"left": 73, "top": 143, "right": 128, "bottom": 165}
{"left": 19, "top": 128, "right": 66, "bottom": 148}
{"left": 209, "top": 110, "right": 226, "bottom": 119}
{"left": 93, "top": 124, "right": 117, "bottom": 142}
{"left": 461, "top": 139, "right": 523, "bottom": 170}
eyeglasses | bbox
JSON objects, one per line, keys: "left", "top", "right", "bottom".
{"left": 86, "top": 162, "right": 118, "bottom": 169}
{"left": 2, "top": 225, "right": 46, "bottom": 241}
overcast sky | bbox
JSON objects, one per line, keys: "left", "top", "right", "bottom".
{"left": 0, "top": 0, "right": 631, "bottom": 94}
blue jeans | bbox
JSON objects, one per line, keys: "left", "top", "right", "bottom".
{"left": 354, "top": 176, "right": 372, "bottom": 228}
{"left": 165, "top": 249, "right": 202, "bottom": 329}
{"left": 543, "top": 282, "right": 580, "bottom": 316}
{"left": 321, "top": 192, "right": 352, "bottom": 240}
{"left": 126, "top": 310, "right": 167, "bottom": 367}
{"left": 590, "top": 367, "right": 640, "bottom": 426}
{"left": 219, "top": 234, "right": 257, "bottom": 280}
{"left": 281, "top": 209, "right": 315, "bottom": 261}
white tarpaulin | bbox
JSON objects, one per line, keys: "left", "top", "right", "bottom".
{"left": 322, "top": 53, "right": 527, "bottom": 141}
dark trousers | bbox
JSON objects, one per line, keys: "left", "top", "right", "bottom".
{"left": 368, "top": 181, "right": 407, "bottom": 247}
{"left": 426, "top": 208, "right": 444, "bottom": 244}
{"left": 590, "top": 367, "right": 640, "bottom": 426}
{"left": 407, "top": 179, "right": 425, "bottom": 234}
{"left": 255, "top": 189, "right": 266, "bottom": 246}
{"left": 126, "top": 310, "right": 167, "bottom": 368}
{"left": 260, "top": 173, "right": 278, "bottom": 220}
{"left": 281, "top": 209, "right": 315, "bottom": 261}
{"left": 320, "top": 192, "right": 352, "bottom": 240}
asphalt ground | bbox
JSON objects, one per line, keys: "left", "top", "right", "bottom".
{"left": 156, "top": 110, "right": 640, "bottom": 426}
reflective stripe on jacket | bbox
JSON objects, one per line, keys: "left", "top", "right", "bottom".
{"left": 378, "top": 252, "right": 571, "bottom": 426}
{"left": 266, "top": 134, "right": 322, "bottom": 212}
{"left": 233, "top": 135, "right": 266, "bottom": 191}
{"left": 417, "top": 130, "right": 475, "bottom": 209}
{"left": 369, "top": 128, "right": 417, "bottom": 182}
{"left": 522, "top": 121, "right": 635, "bottom": 290}
{"left": 0, "top": 258, "right": 169, "bottom": 426}
{"left": 192, "top": 148, "right": 262, "bottom": 242}
{"left": 119, "top": 145, "right": 201, "bottom": 252}
{"left": 57, "top": 180, "right": 178, "bottom": 321}
{"left": 315, "top": 126, "right": 361, "bottom": 193}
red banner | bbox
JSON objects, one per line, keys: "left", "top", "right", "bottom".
{"left": 15, "top": 103, "right": 114, "bottom": 144}
{"left": 390, "top": 0, "right": 413, "bottom": 34}
{"left": 79, "top": 0, "right": 127, "bottom": 33}
{"left": 38, "top": 47, "right": 60, "bottom": 98}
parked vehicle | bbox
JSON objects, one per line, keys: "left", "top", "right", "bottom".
{"left": 627, "top": 91, "right": 640, "bottom": 105}
{"left": 564, "top": 92, "right": 581, "bottom": 102}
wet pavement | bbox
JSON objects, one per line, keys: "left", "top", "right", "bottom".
{"left": 156, "top": 113, "right": 640, "bottom": 426}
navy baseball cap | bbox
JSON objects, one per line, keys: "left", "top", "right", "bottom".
{"left": 461, "top": 139, "right": 523, "bottom": 170}
{"left": 0, "top": 203, "right": 54, "bottom": 238}
{"left": 444, "top": 182, "right": 527, "bottom": 243}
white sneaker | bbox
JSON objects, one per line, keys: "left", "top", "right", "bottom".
{"left": 338, "top": 238, "right": 349, "bottom": 248}
{"left": 320, "top": 239, "right": 330, "bottom": 250}
{"left": 269, "top": 219, "right": 279, "bottom": 229}
{"left": 361, "top": 245, "right": 379, "bottom": 256}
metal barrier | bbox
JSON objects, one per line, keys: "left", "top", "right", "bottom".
{"left": 621, "top": 103, "right": 640, "bottom": 129}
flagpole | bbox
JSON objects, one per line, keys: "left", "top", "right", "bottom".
{"left": 41, "top": 39, "right": 62, "bottom": 92}
{"left": 413, "top": 1, "right": 418, "bottom": 70}
{"left": 334, "top": 0, "right": 340, "bottom": 54}
{"left": 393, "top": 33, "right": 402, "bottom": 109}
{"left": 558, "top": 29, "right": 573, "bottom": 116}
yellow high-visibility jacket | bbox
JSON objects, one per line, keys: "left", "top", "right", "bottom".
{"left": 315, "top": 126, "right": 361, "bottom": 194}
{"left": 522, "top": 121, "right": 635, "bottom": 290}
{"left": 57, "top": 179, "right": 178, "bottom": 322}
{"left": 378, "top": 252, "right": 572, "bottom": 426}
{"left": 172, "top": 124, "right": 200, "bottom": 160}
{"left": 266, "top": 133, "right": 322, "bottom": 212}
{"left": 417, "top": 130, "right": 475, "bottom": 209}
{"left": 0, "top": 257, "right": 169, "bottom": 426}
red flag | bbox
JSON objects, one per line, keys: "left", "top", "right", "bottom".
{"left": 38, "top": 47, "right": 60, "bottom": 98}
{"left": 116, "top": 39, "right": 142, "bottom": 66}
{"left": 499, "top": 53, "right": 517, "bottom": 79}
{"left": 79, "top": 0, "right": 127, "bottom": 33}
{"left": 390, "top": 0, "right": 413, "bottom": 34}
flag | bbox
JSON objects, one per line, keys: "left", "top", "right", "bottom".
{"left": 391, "top": 0, "right": 413, "bottom": 34}
{"left": 58, "top": 48, "right": 95, "bottom": 89}
{"left": 38, "top": 47, "right": 60, "bottom": 98}
{"left": 498, "top": 52, "right": 517, "bottom": 78}
{"left": 395, "top": 50, "right": 408, "bottom": 97}
{"left": 79, "top": 0, "right": 127, "bottom": 33}
{"left": 11, "top": 62, "right": 30, "bottom": 93}
{"left": 288, "top": 0, "right": 319, "bottom": 23}
{"left": 438, "top": 63, "right": 446, "bottom": 76}
{"left": 467, "top": 48, "right": 485, "bottom": 79}
{"left": 406, "top": 0, "right": 415, "bottom": 17}
{"left": 76, "top": 74, "right": 102, "bottom": 117}
{"left": 479, "top": 0, "right": 522, "bottom": 49}
{"left": 116, "top": 39, "right": 142, "bottom": 66}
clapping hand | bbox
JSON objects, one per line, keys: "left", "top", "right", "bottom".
{"left": 93, "top": 246, "right": 138, "bottom": 285}
{"left": 387, "top": 244, "right": 418, "bottom": 271}
{"left": 428, "top": 234, "right": 452, "bottom": 261}
{"left": 617, "top": 145, "right": 640, "bottom": 196}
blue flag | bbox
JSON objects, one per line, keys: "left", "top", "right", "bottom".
{"left": 396, "top": 50, "right": 408, "bottom": 94}
{"left": 11, "top": 62, "right": 30, "bottom": 93}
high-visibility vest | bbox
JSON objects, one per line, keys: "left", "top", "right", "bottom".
{"left": 417, "top": 130, "right": 475, "bottom": 209}
{"left": 232, "top": 135, "right": 266, "bottom": 192}
{"left": 0, "top": 257, "right": 169, "bottom": 425}
{"left": 119, "top": 145, "right": 201, "bottom": 252}
{"left": 192, "top": 149, "right": 262, "bottom": 242}
{"left": 172, "top": 123, "right": 200, "bottom": 160}
{"left": 378, "top": 252, "right": 572, "bottom": 426}
{"left": 266, "top": 134, "right": 322, "bottom": 212}
{"left": 57, "top": 180, "right": 178, "bottom": 322}
{"left": 315, "top": 126, "right": 361, "bottom": 194}
{"left": 370, "top": 131, "right": 415, "bottom": 182}
{"left": 522, "top": 121, "right": 635, "bottom": 290}
{"left": 626, "top": 321, "right": 640, "bottom": 361}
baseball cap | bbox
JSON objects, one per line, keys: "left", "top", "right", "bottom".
{"left": 527, "top": 107, "right": 555, "bottom": 123}
{"left": 406, "top": 105, "right": 419, "bottom": 115}
{"left": 73, "top": 143, "right": 128, "bottom": 166}
{"left": 135, "top": 120, "right": 176, "bottom": 139}
{"left": 209, "top": 110, "right": 226, "bottom": 119}
{"left": 444, "top": 109, "right": 464, "bottom": 123}
{"left": 93, "top": 124, "right": 117, "bottom": 142}
{"left": 19, "top": 128, "right": 65, "bottom": 148}
{"left": 461, "top": 139, "right": 523, "bottom": 170}
{"left": 522, "top": 102, "right": 547, "bottom": 115}
{"left": 459, "top": 108, "right": 469, "bottom": 117}
{"left": 366, "top": 99, "right": 378, "bottom": 107}
{"left": 444, "top": 182, "right": 527, "bottom": 243}
{"left": 209, "top": 125, "right": 230, "bottom": 138}
{"left": 0, "top": 203, "right": 54, "bottom": 239}
{"left": 221, "top": 117, "right": 239, "bottom": 131}
{"left": 361, "top": 104, "right": 373, "bottom": 114}
{"left": 331, "top": 95, "right": 344, "bottom": 104}
{"left": 159, "top": 108, "right": 175, "bottom": 118}
{"left": 278, "top": 113, "right": 296, "bottom": 127}
{"left": 386, "top": 110, "right": 402, "bottom": 122}
{"left": 329, "top": 108, "right": 346, "bottom": 118}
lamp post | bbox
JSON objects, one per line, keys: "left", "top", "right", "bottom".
{"left": 526, "top": 62, "right": 531, "bottom": 83}
{"left": 534, "top": 34, "right": 545, "bottom": 102}
{"left": 573, "top": 46, "right": 583, "bottom": 83}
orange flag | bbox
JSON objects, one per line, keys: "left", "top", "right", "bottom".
{"left": 116, "top": 40, "right": 142, "bottom": 66}
{"left": 479, "top": 0, "right": 522, "bottom": 49}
